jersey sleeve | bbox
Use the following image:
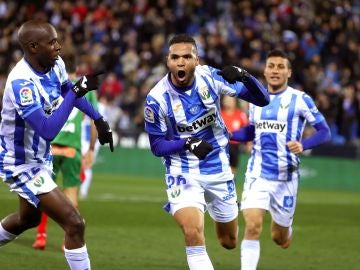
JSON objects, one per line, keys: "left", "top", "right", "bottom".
{"left": 299, "top": 93, "right": 325, "bottom": 125}
{"left": 10, "top": 79, "right": 42, "bottom": 119}
{"left": 144, "top": 95, "right": 167, "bottom": 136}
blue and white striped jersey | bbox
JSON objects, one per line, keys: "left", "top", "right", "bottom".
{"left": 144, "top": 65, "right": 255, "bottom": 177}
{"left": 0, "top": 57, "right": 68, "bottom": 181}
{"left": 246, "top": 86, "right": 325, "bottom": 181}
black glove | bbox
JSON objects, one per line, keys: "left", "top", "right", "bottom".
{"left": 94, "top": 117, "right": 114, "bottom": 152}
{"left": 217, "top": 66, "right": 250, "bottom": 84}
{"left": 72, "top": 71, "right": 103, "bottom": 97}
{"left": 184, "top": 137, "right": 213, "bottom": 160}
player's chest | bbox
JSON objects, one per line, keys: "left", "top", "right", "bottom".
{"left": 253, "top": 95, "right": 300, "bottom": 121}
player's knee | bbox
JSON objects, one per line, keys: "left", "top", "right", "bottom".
{"left": 245, "top": 222, "right": 262, "bottom": 238}
{"left": 219, "top": 235, "right": 237, "bottom": 250}
{"left": 65, "top": 213, "right": 85, "bottom": 237}
{"left": 271, "top": 231, "right": 288, "bottom": 247}
{"left": 182, "top": 226, "right": 204, "bottom": 245}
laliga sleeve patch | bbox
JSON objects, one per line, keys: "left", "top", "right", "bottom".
{"left": 20, "top": 87, "right": 34, "bottom": 105}
{"left": 144, "top": 106, "right": 155, "bottom": 123}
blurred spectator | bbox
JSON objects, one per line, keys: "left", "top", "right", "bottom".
{"left": 98, "top": 72, "right": 123, "bottom": 102}
{"left": 336, "top": 84, "right": 360, "bottom": 145}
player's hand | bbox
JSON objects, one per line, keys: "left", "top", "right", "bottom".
{"left": 217, "top": 66, "right": 249, "bottom": 84}
{"left": 287, "top": 141, "right": 303, "bottom": 155}
{"left": 94, "top": 117, "right": 114, "bottom": 152}
{"left": 184, "top": 137, "right": 213, "bottom": 160}
{"left": 72, "top": 71, "right": 104, "bottom": 97}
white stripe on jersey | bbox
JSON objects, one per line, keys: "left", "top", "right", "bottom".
{"left": 246, "top": 86, "right": 325, "bottom": 181}
{"left": 0, "top": 57, "right": 68, "bottom": 181}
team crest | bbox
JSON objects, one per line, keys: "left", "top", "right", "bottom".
{"left": 144, "top": 106, "right": 155, "bottom": 123}
{"left": 33, "top": 176, "right": 45, "bottom": 187}
{"left": 283, "top": 196, "right": 294, "bottom": 208}
{"left": 170, "top": 186, "right": 181, "bottom": 198}
{"left": 199, "top": 86, "right": 210, "bottom": 100}
{"left": 20, "top": 87, "right": 33, "bottom": 105}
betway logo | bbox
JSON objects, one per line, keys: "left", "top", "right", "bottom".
{"left": 177, "top": 111, "right": 216, "bottom": 133}
{"left": 255, "top": 120, "right": 287, "bottom": 134}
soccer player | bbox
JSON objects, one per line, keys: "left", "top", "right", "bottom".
{"left": 0, "top": 20, "right": 113, "bottom": 270}
{"left": 220, "top": 95, "right": 249, "bottom": 176}
{"left": 32, "top": 54, "right": 99, "bottom": 250}
{"left": 231, "top": 49, "right": 331, "bottom": 270}
{"left": 144, "top": 33, "right": 270, "bottom": 270}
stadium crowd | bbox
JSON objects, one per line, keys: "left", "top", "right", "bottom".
{"left": 0, "top": 0, "right": 359, "bottom": 146}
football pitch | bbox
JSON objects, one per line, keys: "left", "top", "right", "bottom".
{"left": 0, "top": 173, "right": 359, "bottom": 270}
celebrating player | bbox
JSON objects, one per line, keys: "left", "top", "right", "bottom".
{"left": 144, "top": 33, "right": 270, "bottom": 270}
{"left": 231, "top": 49, "right": 331, "bottom": 270}
{"left": 32, "top": 54, "right": 99, "bottom": 250}
{"left": 0, "top": 20, "right": 113, "bottom": 270}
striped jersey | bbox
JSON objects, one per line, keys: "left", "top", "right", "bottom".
{"left": 0, "top": 57, "right": 68, "bottom": 181}
{"left": 144, "top": 65, "right": 253, "bottom": 177}
{"left": 246, "top": 86, "right": 325, "bottom": 181}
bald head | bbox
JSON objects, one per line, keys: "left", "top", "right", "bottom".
{"left": 17, "top": 20, "right": 61, "bottom": 72}
{"left": 18, "top": 20, "right": 55, "bottom": 50}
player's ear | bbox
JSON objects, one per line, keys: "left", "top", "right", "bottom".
{"left": 287, "top": 68, "right": 292, "bottom": 79}
{"left": 28, "top": 41, "right": 38, "bottom": 52}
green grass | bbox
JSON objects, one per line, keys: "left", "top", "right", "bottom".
{"left": 0, "top": 173, "right": 359, "bottom": 270}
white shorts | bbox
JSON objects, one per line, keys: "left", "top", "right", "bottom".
{"left": 240, "top": 177, "right": 298, "bottom": 227}
{"left": 163, "top": 173, "right": 238, "bottom": 223}
{"left": 6, "top": 168, "right": 57, "bottom": 208}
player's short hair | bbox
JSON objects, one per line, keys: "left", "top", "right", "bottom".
{"left": 168, "top": 34, "right": 197, "bottom": 51}
{"left": 266, "top": 49, "right": 292, "bottom": 69}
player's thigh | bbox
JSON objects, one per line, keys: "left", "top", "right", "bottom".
{"left": 174, "top": 207, "right": 204, "bottom": 230}
{"left": 61, "top": 151, "right": 82, "bottom": 188}
{"left": 269, "top": 180, "right": 298, "bottom": 227}
{"left": 38, "top": 187, "right": 80, "bottom": 227}
{"left": 206, "top": 179, "right": 238, "bottom": 223}
{"left": 18, "top": 195, "right": 42, "bottom": 223}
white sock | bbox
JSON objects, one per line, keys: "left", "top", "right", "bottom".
{"left": 186, "top": 246, "right": 214, "bottom": 270}
{"left": 288, "top": 226, "right": 293, "bottom": 239}
{"left": 241, "top": 240, "right": 260, "bottom": 270}
{"left": 0, "top": 222, "right": 17, "bottom": 246}
{"left": 64, "top": 245, "right": 91, "bottom": 270}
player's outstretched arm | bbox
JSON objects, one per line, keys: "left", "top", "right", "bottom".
{"left": 217, "top": 66, "right": 270, "bottom": 106}
{"left": 25, "top": 90, "right": 78, "bottom": 140}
